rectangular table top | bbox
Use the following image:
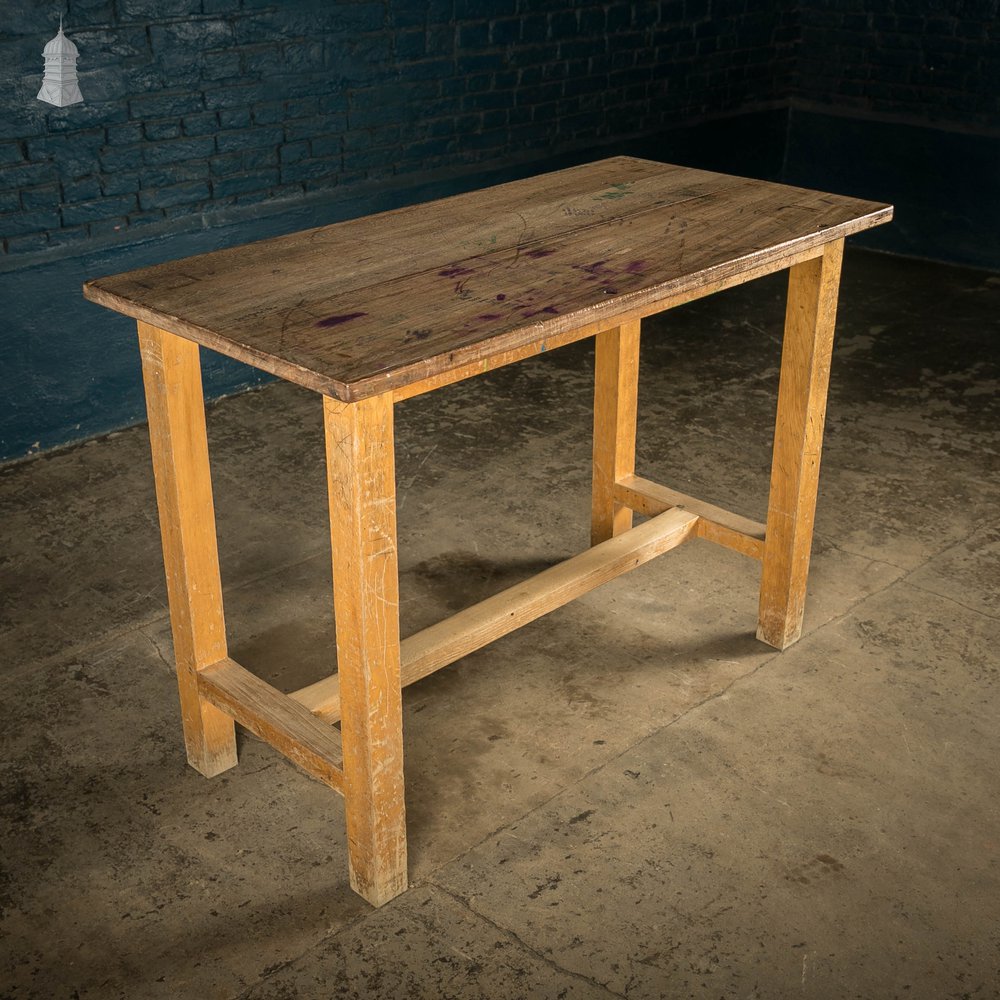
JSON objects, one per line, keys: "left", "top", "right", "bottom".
{"left": 83, "top": 157, "right": 892, "bottom": 401}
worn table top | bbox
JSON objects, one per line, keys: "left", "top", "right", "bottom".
{"left": 83, "top": 157, "right": 892, "bottom": 401}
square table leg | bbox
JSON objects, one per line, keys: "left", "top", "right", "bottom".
{"left": 592, "top": 320, "right": 641, "bottom": 546}
{"left": 323, "top": 393, "right": 408, "bottom": 907}
{"left": 137, "top": 322, "right": 238, "bottom": 777}
{"left": 758, "top": 239, "right": 845, "bottom": 650}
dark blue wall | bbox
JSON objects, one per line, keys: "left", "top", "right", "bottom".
{"left": 1, "top": 0, "right": 795, "bottom": 257}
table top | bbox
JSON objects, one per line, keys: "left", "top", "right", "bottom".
{"left": 84, "top": 157, "right": 892, "bottom": 401}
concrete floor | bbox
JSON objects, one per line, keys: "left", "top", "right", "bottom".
{"left": 2, "top": 248, "right": 999, "bottom": 999}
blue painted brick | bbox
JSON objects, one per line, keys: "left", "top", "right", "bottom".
{"left": 100, "top": 146, "right": 144, "bottom": 173}
{"left": 201, "top": 49, "right": 242, "bottom": 81}
{"left": 520, "top": 14, "right": 548, "bottom": 43}
{"left": 252, "top": 102, "right": 286, "bottom": 125}
{"left": 579, "top": 7, "right": 607, "bottom": 34}
{"left": 5, "top": 232, "right": 49, "bottom": 254}
{"left": 459, "top": 22, "right": 490, "bottom": 49}
{"left": 63, "top": 177, "right": 103, "bottom": 202}
{"left": 310, "top": 134, "right": 341, "bottom": 157}
{"left": 346, "top": 103, "right": 402, "bottom": 128}
{"left": 143, "top": 137, "right": 215, "bottom": 165}
{"left": 183, "top": 113, "right": 220, "bottom": 137}
{"left": 457, "top": 52, "right": 508, "bottom": 73}
{"left": 280, "top": 159, "right": 339, "bottom": 182}
{"left": 395, "top": 31, "right": 426, "bottom": 60}
{"left": 2, "top": 208, "right": 62, "bottom": 235}
{"left": 243, "top": 148, "right": 277, "bottom": 169}
{"left": 212, "top": 169, "right": 279, "bottom": 196}
{"left": 141, "top": 163, "right": 208, "bottom": 187}
{"left": 481, "top": 108, "right": 509, "bottom": 129}
{"left": 286, "top": 97, "right": 322, "bottom": 118}
{"left": 0, "top": 142, "right": 22, "bottom": 165}
{"left": 215, "top": 126, "right": 284, "bottom": 153}
{"left": 150, "top": 20, "right": 234, "bottom": 53}
{"left": 139, "top": 181, "right": 211, "bottom": 210}
{"left": 47, "top": 224, "right": 91, "bottom": 247}
{"left": 280, "top": 141, "right": 310, "bottom": 163}
{"left": 144, "top": 120, "right": 182, "bottom": 141}
{"left": 20, "top": 184, "right": 61, "bottom": 210}
{"left": 491, "top": 19, "right": 522, "bottom": 45}
{"left": 120, "top": 0, "right": 200, "bottom": 17}
{"left": 101, "top": 172, "right": 140, "bottom": 196}
{"left": 0, "top": 191, "right": 18, "bottom": 213}
{"left": 130, "top": 92, "right": 205, "bottom": 119}
{"left": 106, "top": 123, "right": 145, "bottom": 146}
{"left": 205, "top": 85, "right": 267, "bottom": 110}
{"left": 0, "top": 161, "right": 57, "bottom": 190}
{"left": 62, "top": 194, "right": 137, "bottom": 225}
{"left": 463, "top": 90, "right": 514, "bottom": 111}
{"left": 25, "top": 135, "right": 67, "bottom": 160}
{"left": 219, "top": 108, "right": 253, "bottom": 130}
{"left": 549, "top": 11, "right": 580, "bottom": 39}
{"left": 455, "top": 0, "right": 515, "bottom": 17}
{"left": 402, "top": 57, "right": 456, "bottom": 82}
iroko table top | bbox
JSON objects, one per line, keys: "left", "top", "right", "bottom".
{"left": 83, "top": 156, "right": 891, "bottom": 402}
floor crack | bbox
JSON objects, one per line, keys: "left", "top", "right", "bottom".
{"left": 426, "top": 881, "right": 626, "bottom": 999}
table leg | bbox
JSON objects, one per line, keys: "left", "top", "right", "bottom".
{"left": 758, "top": 240, "right": 845, "bottom": 649}
{"left": 324, "top": 393, "right": 407, "bottom": 907}
{"left": 137, "top": 323, "right": 238, "bottom": 777}
{"left": 592, "top": 320, "right": 641, "bottom": 546}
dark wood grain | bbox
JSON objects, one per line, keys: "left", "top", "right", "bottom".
{"left": 83, "top": 157, "right": 892, "bottom": 400}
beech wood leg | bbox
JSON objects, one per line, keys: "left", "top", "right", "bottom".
{"left": 324, "top": 393, "right": 407, "bottom": 907}
{"left": 138, "top": 322, "right": 238, "bottom": 777}
{"left": 592, "top": 320, "right": 641, "bottom": 546}
{"left": 758, "top": 240, "right": 845, "bottom": 649}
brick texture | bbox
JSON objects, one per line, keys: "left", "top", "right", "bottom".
{"left": 797, "top": 0, "right": 1000, "bottom": 128}
{"left": 0, "top": 0, "right": 795, "bottom": 256}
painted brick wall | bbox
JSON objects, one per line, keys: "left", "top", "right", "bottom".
{"left": 797, "top": 0, "right": 1000, "bottom": 129}
{"left": 0, "top": 0, "right": 796, "bottom": 258}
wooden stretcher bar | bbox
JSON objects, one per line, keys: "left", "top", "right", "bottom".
{"left": 198, "top": 657, "right": 345, "bottom": 793}
{"left": 614, "top": 474, "right": 766, "bottom": 560}
{"left": 292, "top": 505, "right": 698, "bottom": 724}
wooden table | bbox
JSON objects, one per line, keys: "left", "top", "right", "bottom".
{"left": 84, "top": 157, "right": 891, "bottom": 906}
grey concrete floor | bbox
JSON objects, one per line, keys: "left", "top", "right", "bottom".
{"left": 2, "top": 248, "right": 999, "bottom": 999}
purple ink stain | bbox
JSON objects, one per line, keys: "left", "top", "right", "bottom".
{"left": 523, "top": 305, "right": 560, "bottom": 318}
{"left": 439, "top": 265, "right": 474, "bottom": 278}
{"left": 316, "top": 311, "right": 366, "bottom": 328}
{"left": 524, "top": 248, "right": 555, "bottom": 259}
{"left": 496, "top": 293, "right": 507, "bottom": 301}
{"left": 576, "top": 260, "right": 610, "bottom": 275}
{"left": 477, "top": 313, "right": 503, "bottom": 321}
{"left": 625, "top": 260, "right": 647, "bottom": 273}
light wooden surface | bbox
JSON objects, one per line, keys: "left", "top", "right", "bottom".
{"left": 198, "top": 657, "right": 344, "bottom": 792}
{"left": 324, "top": 394, "right": 407, "bottom": 907}
{"left": 591, "top": 322, "right": 640, "bottom": 545}
{"left": 292, "top": 505, "right": 699, "bottom": 724}
{"left": 757, "top": 240, "right": 845, "bottom": 649}
{"left": 85, "top": 157, "right": 891, "bottom": 402}
{"left": 138, "top": 323, "right": 237, "bottom": 778}
{"left": 614, "top": 475, "right": 766, "bottom": 560}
